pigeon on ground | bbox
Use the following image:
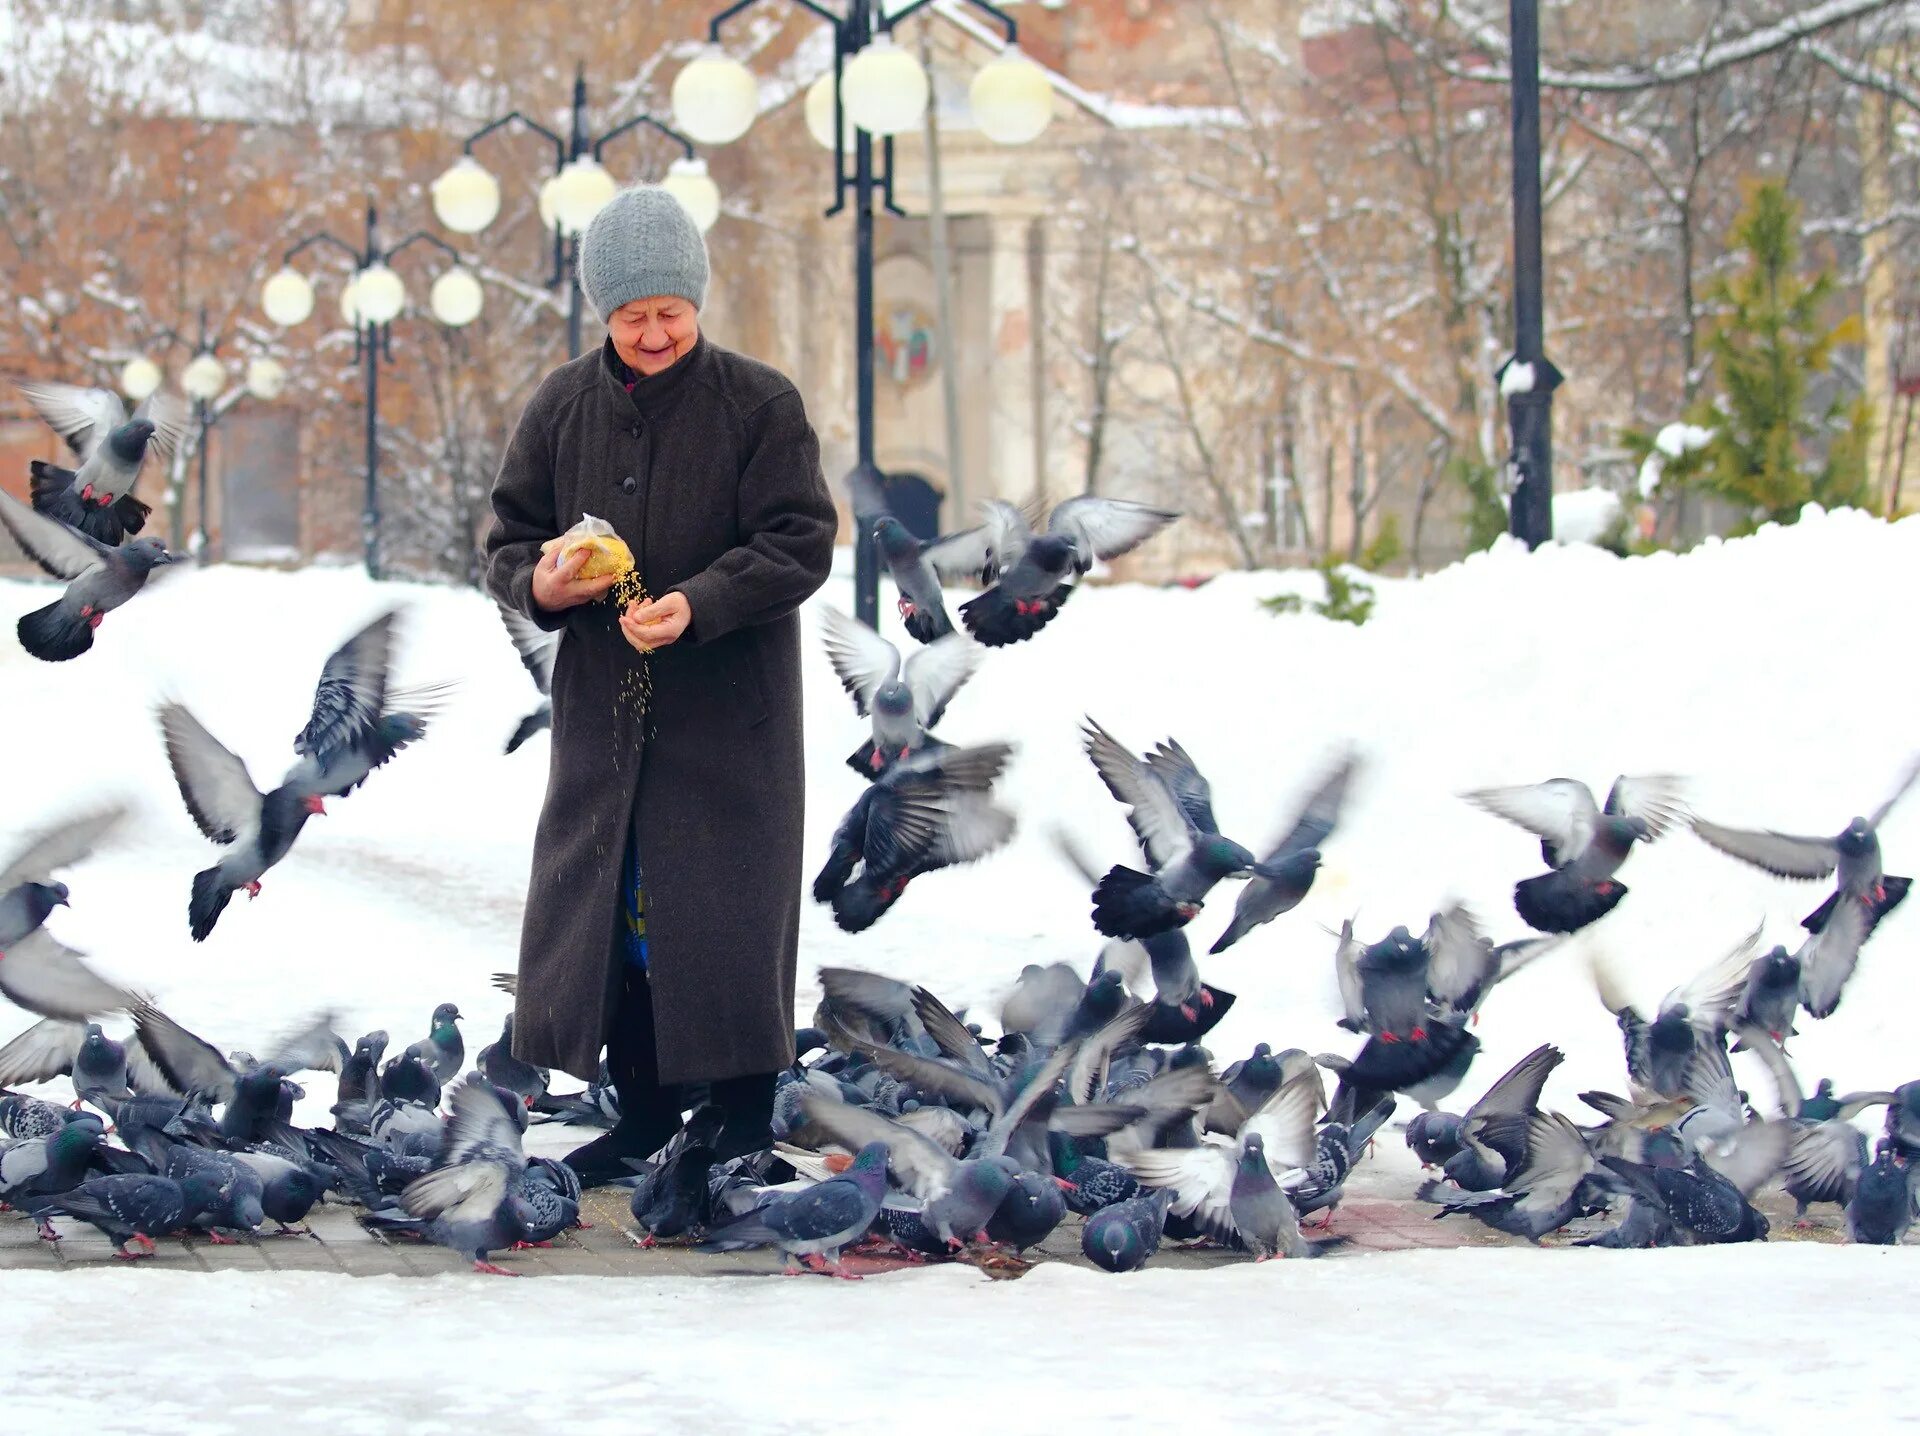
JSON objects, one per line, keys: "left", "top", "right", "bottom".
{"left": 699, "top": 1140, "right": 891, "bottom": 1277}
{"left": 0, "top": 1092, "right": 77, "bottom": 1140}
{"left": 1464, "top": 774, "right": 1684, "bottom": 933}
{"left": 1419, "top": 1109, "right": 1618, "bottom": 1242}
{"left": 477, "top": 1015, "right": 546, "bottom": 1108}
{"left": 157, "top": 702, "right": 329, "bottom": 941}
{"left": 1593, "top": 926, "right": 1760, "bottom": 1100}
{"left": 985, "top": 1166, "right": 1069, "bottom": 1253}
{"left": 819, "top": 606, "right": 982, "bottom": 778}
{"left": 0, "top": 490, "right": 179, "bottom": 661}
{"left": 124, "top": 1133, "right": 266, "bottom": 1240}
{"left": 1847, "top": 1142, "right": 1915, "bottom": 1245}
{"left": 1886, "top": 1081, "right": 1920, "bottom": 1162}
{"left": 1600, "top": 1120, "right": 1787, "bottom": 1245}
{"left": 1227, "top": 1133, "right": 1316, "bottom": 1260}
{"left": 497, "top": 602, "right": 557, "bottom": 753}
{"left": 0, "top": 1113, "right": 112, "bottom": 1216}
{"left": 128, "top": 1003, "right": 343, "bottom": 1145}
{"left": 937, "top": 497, "right": 1181, "bottom": 647}
{"left": 28, "top": 1172, "right": 222, "bottom": 1258}
{"left": 398, "top": 1079, "right": 537, "bottom": 1275}
{"left": 1689, "top": 758, "right": 1920, "bottom": 1015}
{"left": 1211, "top": 752, "right": 1359, "bottom": 954}
{"left": 0, "top": 1018, "right": 132, "bottom": 1101}
{"left": 14, "top": 379, "right": 189, "bottom": 544}
{"left": 1428, "top": 1044, "right": 1565, "bottom": 1192}
{"left": 630, "top": 1108, "right": 724, "bottom": 1245}
{"left": 405, "top": 1004, "right": 464, "bottom": 1086}
{"left": 1081, "top": 720, "right": 1253, "bottom": 939}
{"left": 812, "top": 743, "right": 1016, "bottom": 932}
{"left": 232, "top": 1149, "right": 328, "bottom": 1233}
{"left": 1081, "top": 1188, "right": 1171, "bottom": 1272}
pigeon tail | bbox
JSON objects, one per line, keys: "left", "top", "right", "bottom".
{"left": 1512, "top": 869, "right": 1627, "bottom": 934}
{"left": 1091, "top": 865, "right": 1188, "bottom": 940}
{"left": 106, "top": 493, "right": 152, "bottom": 539}
{"left": 1138, "top": 985, "right": 1237, "bottom": 1043}
{"left": 957, "top": 583, "right": 1072, "bottom": 648}
{"left": 1801, "top": 877, "right": 1910, "bottom": 935}
{"left": 189, "top": 866, "right": 235, "bottom": 942}
{"left": 830, "top": 876, "right": 905, "bottom": 933}
{"left": 16, "top": 600, "right": 96, "bottom": 663}
{"left": 901, "top": 603, "right": 953, "bottom": 645}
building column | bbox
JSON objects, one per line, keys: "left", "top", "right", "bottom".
{"left": 986, "top": 210, "right": 1039, "bottom": 506}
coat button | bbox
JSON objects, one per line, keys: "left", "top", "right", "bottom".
{"left": 629, "top": 422, "right": 642, "bottom": 438}
{"left": 621, "top": 475, "right": 637, "bottom": 495}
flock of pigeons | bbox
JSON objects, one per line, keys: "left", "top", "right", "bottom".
{"left": 0, "top": 375, "right": 1914, "bottom": 1278}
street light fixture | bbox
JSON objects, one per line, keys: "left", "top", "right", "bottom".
{"left": 265, "top": 203, "right": 472, "bottom": 578}
{"left": 435, "top": 68, "right": 717, "bottom": 360}
{"left": 679, "top": 0, "right": 1052, "bottom": 629}
{"left": 119, "top": 356, "right": 164, "bottom": 403}
{"left": 180, "top": 351, "right": 226, "bottom": 403}
{"left": 261, "top": 267, "right": 317, "bottom": 327}
{"left": 429, "top": 266, "right": 486, "bottom": 328}
{"left": 246, "top": 356, "right": 288, "bottom": 402}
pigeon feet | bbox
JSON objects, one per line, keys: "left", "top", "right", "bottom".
{"left": 472, "top": 1259, "right": 522, "bottom": 1276}
{"left": 275, "top": 1223, "right": 316, "bottom": 1238}
{"left": 37, "top": 1222, "right": 60, "bottom": 1242}
{"left": 512, "top": 1240, "right": 554, "bottom": 1250}
{"left": 1379, "top": 1032, "right": 1401, "bottom": 1044}
{"left": 113, "top": 1233, "right": 156, "bottom": 1258}
{"left": 205, "top": 1231, "right": 243, "bottom": 1245}
{"left": 244, "top": 881, "right": 262, "bottom": 899}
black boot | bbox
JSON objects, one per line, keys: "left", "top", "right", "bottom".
{"left": 565, "top": 965, "right": 684, "bottom": 1189}
{"left": 707, "top": 1071, "right": 777, "bottom": 1163}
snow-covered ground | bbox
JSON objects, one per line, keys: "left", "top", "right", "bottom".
{"left": 1, "top": 505, "right": 1916, "bottom": 1431}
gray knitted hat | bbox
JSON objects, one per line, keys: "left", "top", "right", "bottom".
{"left": 578, "top": 184, "right": 710, "bottom": 318}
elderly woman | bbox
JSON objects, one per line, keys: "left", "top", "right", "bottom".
{"left": 486, "top": 186, "right": 837, "bottom": 1185}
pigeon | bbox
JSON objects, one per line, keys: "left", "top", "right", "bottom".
{"left": 1431, "top": 1044, "right": 1565, "bottom": 1192}
{"left": 157, "top": 702, "right": 329, "bottom": 941}
{"left": 232, "top": 1149, "right": 328, "bottom": 1233}
{"left": 985, "top": 1166, "right": 1069, "bottom": 1253}
{"left": 1690, "top": 758, "right": 1920, "bottom": 1011}
{"left": 497, "top": 602, "right": 557, "bottom": 753}
{"left": 1847, "top": 1142, "right": 1915, "bottom": 1245}
{"left": 1464, "top": 774, "right": 1684, "bottom": 932}
{"left": 126, "top": 1133, "right": 266, "bottom": 1240}
{"left": 1599, "top": 1120, "right": 1787, "bottom": 1245}
{"left": 14, "top": 379, "right": 189, "bottom": 544}
{"left": 0, "top": 1018, "right": 132, "bottom": 1101}
{"left": 818, "top": 606, "right": 982, "bottom": 778}
{"left": 699, "top": 1140, "right": 891, "bottom": 1277}
{"left": 0, "top": 1113, "right": 111, "bottom": 1213}
{"left": 1081, "top": 720, "right": 1254, "bottom": 939}
{"left": 1080, "top": 1188, "right": 1171, "bottom": 1272}
{"left": 477, "top": 1015, "right": 546, "bottom": 1108}
{"left": 812, "top": 743, "right": 1017, "bottom": 932}
{"left": 127, "top": 1003, "right": 343, "bottom": 1146}
{"left": 405, "top": 1003, "right": 464, "bottom": 1086}
{"left": 933, "top": 497, "right": 1180, "bottom": 647}
{"left": 1227, "top": 1133, "right": 1315, "bottom": 1260}
{"left": 282, "top": 609, "right": 442, "bottom": 800}
{"left": 1210, "top": 753, "right": 1359, "bottom": 954}
{"left": 870, "top": 515, "right": 959, "bottom": 643}
{"left": 1887, "top": 1081, "right": 1920, "bottom": 1162}
{"left": 515, "top": 1160, "right": 580, "bottom": 1246}
{"left": 0, "top": 490, "right": 180, "bottom": 661}
{"left": 1736, "top": 944, "right": 1803, "bottom": 1043}
{"left": 338, "top": 1031, "right": 390, "bottom": 1108}
{"left": 0, "top": 1091, "right": 82, "bottom": 1140}
{"left": 29, "top": 1172, "right": 222, "bottom": 1258}
{"left": 1418, "top": 1108, "right": 1616, "bottom": 1242}
{"left": 1593, "top": 926, "right": 1760, "bottom": 1100}
{"left": 399, "top": 1079, "right": 535, "bottom": 1275}
{"left": 1782, "top": 1119, "right": 1870, "bottom": 1223}
{"left": 630, "top": 1108, "right": 724, "bottom": 1244}
{"left": 0, "top": 803, "right": 124, "bottom": 952}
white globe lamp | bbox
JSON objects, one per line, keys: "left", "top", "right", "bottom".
{"left": 841, "top": 34, "right": 928, "bottom": 138}
{"left": 261, "top": 267, "right": 315, "bottom": 327}
{"left": 119, "top": 356, "right": 163, "bottom": 402}
{"left": 970, "top": 47, "right": 1054, "bottom": 145}
{"left": 671, "top": 45, "right": 759, "bottom": 146}
{"left": 352, "top": 262, "right": 406, "bottom": 326}
{"left": 431, "top": 155, "right": 503, "bottom": 234}
{"left": 181, "top": 352, "right": 227, "bottom": 402}
{"left": 245, "top": 356, "right": 288, "bottom": 401}
{"left": 661, "top": 157, "right": 722, "bottom": 233}
{"left": 429, "top": 266, "right": 485, "bottom": 327}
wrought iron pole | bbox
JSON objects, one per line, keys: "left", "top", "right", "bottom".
{"left": 1505, "top": 0, "right": 1556, "bottom": 547}
{"left": 194, "top": 306, "right": 212, "bottom": 559}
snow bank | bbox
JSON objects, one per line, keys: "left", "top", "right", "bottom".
{"left": 0, "top": 505, "right": 1916, "bottom": 1136}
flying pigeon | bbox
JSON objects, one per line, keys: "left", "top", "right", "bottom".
{"left": 1081, "top": 720, "right": 1254, "bottom": 939}
{"left": 812, "top": 743, "right": 1016, "bottom": 932}
{"left": 0, "top": 489, "right": 179, "bottom": 661}
{"left": 1689, "top": 757, "right": 1920, "bottom": 1015}
{"left": 870, "top": 515, "right": 959, "bottom": 644}
{"left": 14, "top": 379, "right": 189, "bottom": 544}
{"left": 819, "top": 606, "right": 982, "bottom": 778}
{"left": 128, "top": 1002, "right": 343, "bottom": 1145}
{"left": 497, "top": 602, "right": 557, "bottom": 753}
{"left": 282, "top": 609, "right": 443, "bottom": 800}
{"left": 0, "top": 803, "right": 124, "bottom": 952}
{"left": 1464, "top": 774, "right": 1684, "bottom": 932}
{"left": 932, "top": 497, "right": 1181, "bottom": 647}
{"left": 1211, "top": 752, "right": 1359, "bottom": 954}
{"left": 1593, "top": 925, "right": 1761, "bottom": 1100}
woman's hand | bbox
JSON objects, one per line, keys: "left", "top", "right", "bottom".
{"left": 532, "top": 544, "right": 621, "bottom": 614}
{"left": 621, "top": 592, "right": 692, "bottom": 653}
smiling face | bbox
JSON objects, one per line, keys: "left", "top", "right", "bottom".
{"left": 608, "top": 295, "right": 699, "bottom": 376}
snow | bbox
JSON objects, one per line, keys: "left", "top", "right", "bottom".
{"left": 1, "top": 507, "right": 1918, "bottom": 1425}
{"left": 1654, "top": 422, "right": 1717, "bottom": 459}
{"left": 5, "top": 1247, "right": 1916, "bottom": 1433}
{"left": 1500, "top": 359, "right": 1536, "bottom": 396}
{"left": 1550, "top": 486, "right": 1624, "bottom": 544}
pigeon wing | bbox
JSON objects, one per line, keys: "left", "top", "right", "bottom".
{"left": 1504, "top": 1111, "right": 1595, "bottom": 1210}
{"left": 434, "top": 1079, "right": 526, "bottom": 1174}
{"left": 1117, "top": 1142, "right": 1238, "bottom": 1242}
{"left": 14, "top": 381, "right": 122, "bottom": 457}
{"left": 0, "top": 1017, "right": 84, "bottom": 1085}
{"left": 1869, "top": 754, "right": 1920, "bottom": 829}
{"left": 926, "top": 794, "right": 1017, "bottom": 868}
{"left": 1732, "top": 1025, "right": 1802, "bottom": 1118}
{"left": 496, "top": 603, "right": 557, "bottom": 695}
{"left": 158, "top": 704, "right": 263, "bottom": 847}
{"left": 134, "top": 392, "right": 192, "bottom": 462}
{"left": 1795, "top": 897, "right": 1869, "bottom": 1019}
{"left": 1143, "top": 737, "right": 1222, "bottom": 835}
{"left": 1688, "top": 818, "right": 1837, "bottom": 881}
{"left": 818, "top": 604, "right": 901, "bottom": 717}
{"left": 921, "top": 524, "right": 995, "bottom": 587}
{"left": 1082, "top": 718, "right": 1193, "bottom": 870}
{"left": 1239, "top": 1071, "right": 1319, "bottom": 1172}
{"left": 901, "top": 632, "right": 981, "bottom": 731}
{"left": 265, "top": 1011, "right": 346, "bottom": 1075}
{"left": 1700, "top": 1119, "right": 1790, "bottom": 1197}
{"left": 130, "top": 1002, "right": 238, "bottom": 1104}
{"left": 1264, "top": 751, "right": 1359, "bottom": 859}
{"left": 1334, "top": 921, "right": 1367, "bottom": 1031}
{"left": 0, "top": 930, "right": 134, "bottom": 1019}
{"left": 1661, "top": 922, "right": 1765, "bottom": 1031}
{"left": 1423, "top": 904, "right": 1495, "bottom": 1010}
{"left": 0, "top": 490, "right": 108, "bottom": 582}
{"left": 1782, "top": 1121, "right": 1863, "bottom": 1197}
{"left": 0, "top": 803, "right": 127, "bottom": 893}
{"left": 908, "top": 985, "right": 995, "bottom": 1079}
{"left": 294, "top": 610, "right": 398, "bottom": 763}
{"left": 1467, "top": 1043, "right": 1564, "bottom": 1125}
{"left": 1046, "top": 495, "right": 1180, "bottom": 564}
{"left": 1463, "top": 779, "right": 1599, "bottom": 864}
{"left": 1601, "top": 775, "right": 1687, "bottom": 838}
{"left": 795, "top": 1091, "right": 956, "bottom": 1199}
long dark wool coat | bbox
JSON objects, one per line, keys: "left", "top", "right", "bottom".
{"left": 485, "top": 335, "right": 836, "bottom": 1083}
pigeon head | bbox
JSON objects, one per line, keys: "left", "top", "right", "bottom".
{"left": 1755, "top": 948, "right": 1799, "bottom": 985}
{"left": 872, "top": 681, "right": 914, "bottom": 722}
{"left": 1195, "top": 835, "right": 1257, "bottom": 880}
{"left": 1238, "top": 1132, "right": 1269, "bottom": 1175}
{"left": 356, "top": 1030, "right": 389, "bottom": 1063}
{"left": 233, "top": 1190, "right": 266, "bottom": 1231}
{"left": 431, "top": 1003, "right": 463, "bottom": 1031}
{"left": 870, "top": 515, "right": 918, "bottom": 559}
{"left": 178, "top": 1173, "right": 228, "bottom": 1221}
{"left": 106, "top": 418, "right": 156, "bottom": 464}
{"left": 51, "top": 1117, "right": 104, "bottom": 1162}
{"left": 20, "top": 881, "right": 69, "bottom": 925}
{"left": 122, "top": 538, "right": 179, "bottom": 572}
{"left": 1647, "top": 1009, "right": 1694, "bottom": 1059}
{"left": 847, "top": 1140, "right": 892, "bottom": 1191}
{"left": 1168, "top": 1042, "right": 1211, "bottom": 1071}
{"left": 1028, "top": 532, "right": 1077, "bottom": 577}
{"left": 1813, "top": 1078, "right": 1835, "bottom": 1098}
{"left": 1643, "top": 1129, "right": 1687, "bottom": 1168}
{"left": 1837, "top": 819, "right": 1877, "bottom": 858}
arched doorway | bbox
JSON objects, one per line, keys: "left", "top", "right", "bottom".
{"left": 880, "top": 470, "right": 943, "bottom": 541}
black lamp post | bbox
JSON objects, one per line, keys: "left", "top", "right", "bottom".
{"left": 698, "top": 0, "right": 1022, "bottom": 630}
{"left": 451, "top": 67, "right": 704, "bottom": 360}
{"left": 1502, "top": 0, "right": 1559, "bottom": 548}
{"left": 278, "top": 204, "right": 464, "bottom": 579}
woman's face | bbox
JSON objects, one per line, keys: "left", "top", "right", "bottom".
{"left": 609, "top": 296, "right": 700, "bottom": 376}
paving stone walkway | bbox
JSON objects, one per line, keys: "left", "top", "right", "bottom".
{"left": 0, "top": 1155, "right": 1850, "bottom": 1279}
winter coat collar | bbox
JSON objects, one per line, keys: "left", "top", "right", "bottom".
{"left": 599, "top": 333, "right": 708, "bottom": 415}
